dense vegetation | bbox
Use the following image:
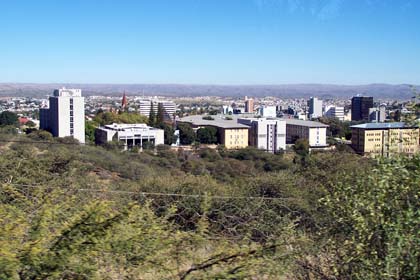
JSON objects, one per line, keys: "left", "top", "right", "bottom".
{"left": 1, "top": 129, "right": 419, "bottom": 279}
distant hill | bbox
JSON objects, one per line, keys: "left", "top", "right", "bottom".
{"left": 0, "top": 83, "right": 417, "bottom": 99}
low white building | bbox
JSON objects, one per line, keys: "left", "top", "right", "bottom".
{"left": 238, "top": 118, "right": 286, "bottom": 153}
{"left": 285, "top": 119, "right": 328, "bottom": 148}
{"left": 95, "top": 123, "right": 164, "bottom": 149}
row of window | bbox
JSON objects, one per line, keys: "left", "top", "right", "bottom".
{"left": 70, "top": 98, "right": 74, "bottom": 135}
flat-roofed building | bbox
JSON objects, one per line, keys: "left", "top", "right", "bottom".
{"left": 285, "top": 119, "right": 328, "bottom": 147}
{"left": 238, "top": 118, "right": 286, "bottom": 153}
{"left": 95, "top": 123, "right": 164, "bottom": 150}
{"left": 178, "top": 115, "right": 249, "bottom": 149}
{"left": 40, "top": 88, "right": 85, "bottom": 143}
{"left": 325, "top": 106, "right": 344, "bottom": 121}
{"left": 351, "top": 96, "right": 373, "bottom": 121}
{"left": 351, "top": 122, "right": 419, "bottom": 157}
{"left": 307, "top": 97, "right": 323, "bottom": 119}
{"left": 138, "top": 100, "right": 176, "bottom": 121}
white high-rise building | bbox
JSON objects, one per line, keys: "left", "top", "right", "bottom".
{"left": 40, "top": 88, "right": 85, "bottom": 143}
{"left": 307, "top": 97, "right": 323, "bottom": 119}
{"left": 238, "top": 118, "right": 286, "bottom": 153}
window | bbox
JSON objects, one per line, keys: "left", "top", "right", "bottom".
{"left": 70, "top": 129, "right": 74, "bottom": 135}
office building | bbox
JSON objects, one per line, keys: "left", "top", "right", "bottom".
{"left": 238, "top": 118, "right": 286, "bottom": 153}
{"left": 285, "top": 119, "right": 328, "bottom": 147}
{"left": 257, "top": 106, "right": 277, "bottom": 118}
{"left": 351, "top": 123, "right": 419, "bottom": 157}
{"left": 222, "top": 105, "right": 233, "bottom": 115}
{"left": 351, "top": 96, "right": 373, "bottom": 121}
{"left": 307, "top": 97, "right": 323, "bottom": 119}
{"left": 40, "top": 88, "right": 85, "bottom": 143}
{"left": 325, "top": 106, "right": 345, "bottom": 121}
{"left": 178, "top": 115, "right": 249, "bottom": 149}
{"left": 244, "top": 97, "right": 254, "bottom": 113}
{"left": 138, "top": 100, "right": 176, "bottom": 121}
{"left": 95, "top": 123, "right": 164, "bottom": 150}
{"left": 369, "top": 105, "right": 386, "bottom": 123}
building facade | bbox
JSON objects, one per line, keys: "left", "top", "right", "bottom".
{"left": 138, "top": 100, "right": 176, "bottom": 121}
{"left": 351, "top": 96, "right": 373, "bottom": 121}
{"left": 351, "top": 123, "right": 419, "bottom": 157}
{"left": 257, "top": 106, "right": 277, "bottom": 118}
{"left": 285, "top": 119, "right": 328, "bottom": 147}
{"left": 325, "top": 106, "right": 344, "bottom": 121}
{"left": 238, "top": 118, "right": 286, "bottom": 153}
{"left": 244, "top": 97, "right": 254, "bottom": 113}
{"left": 178, "top": 115, "right": 249, "bottom": 149}
{"left": 95, "top": 123, "right": 164, "bottom": 149}
{"left": 307, "top": 97, "right": 323, "bottom": 119}
{"left": 40, "top": 88, "right": 85, "bottom": 143}
{"left": 368, "top": 106, "right": 386, "bottom": 123}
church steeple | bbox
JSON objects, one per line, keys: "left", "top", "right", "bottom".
{"left": 121, "top": 92, "right": 128, "bottom": 109}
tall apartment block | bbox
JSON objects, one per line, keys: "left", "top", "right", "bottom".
{"left": 307, "top": 97, "right": 323, "bottom": 119}
{"left": 40, "top": 88, "right": 85, "bottom": 143}
{"left": 244, "top": 97, "right": 254, "bottom": 113}
{"left": 351, "top": 96, "right": 373, "bottom": 121}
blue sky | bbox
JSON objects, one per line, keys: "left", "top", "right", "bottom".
{"left": 0, "top": 0, "right": 419, "bottom": 84}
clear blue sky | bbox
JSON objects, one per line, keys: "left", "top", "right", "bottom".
{"left": 0, "top": 0, "right": 419, "bottom": 85}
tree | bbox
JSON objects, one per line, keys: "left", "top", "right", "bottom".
{"left": 178, "top": 123, "right": 196, "bottom": 145}
{"left": 85, "top": 120, "right": 97, "bottom": 143}
{"left": 196, "top": 127, "right": 217, "bottom": 144}
{"left": 156, "top": 103, "right": 165, "bottom": 126}
{"left": 293, "top": 139, "right": 310, "bottom": 165}
{"left": 0, "top": 111, "right": 18, "bottom": 126}
{"left": 148, "top": 103, "right": 156, "bottom": 127}
{"left": 314, "top": 156, "right": 420, "bottom": 279}
{"left": 160, "top": 123, "right": 177, "bottom": 145}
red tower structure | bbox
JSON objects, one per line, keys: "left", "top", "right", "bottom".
{"left": 121, "top": 92, "right": 128, "bottom": 109}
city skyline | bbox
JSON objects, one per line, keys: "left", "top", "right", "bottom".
{"left": 1, "top": 0, "right": 419, "bottom": 85}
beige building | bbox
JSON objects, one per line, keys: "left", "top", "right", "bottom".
{"left": 351, "top": 123, "right": 420, "bottom": 157}
{"left": 178, "top": 115, "right": 249, "bottom": 149}
{"left": 219, "top": 126, "right": 249, "bottom": 149}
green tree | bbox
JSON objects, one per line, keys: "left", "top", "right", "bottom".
{"left": 178, "top": 123, "right": 196, "bottom": 145}
{"left": 85, "top": 120, "right": 97, "bottom": 143}
{"left": 160, "top": 123, "right": 177, "bottom": 145}
{"left": 313, "top": 156, "right": 420, "bottom": 279}
{"left": 156, "top": 103, "right": 165, "bottom": 126}
{"left": 148, "top": 103, "right": 156, "bottom": 127}
{"left": 196, "top": 127, "right": 217, "bottom": 144}
{"left": 293, "top": 139, "right": 310, "bottom": 165}
{"left": 0, "top": 111, "right": 18, "bottom": 126}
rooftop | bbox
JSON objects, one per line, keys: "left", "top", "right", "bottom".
{"left": 350, "top": 122, "right": 418, "bottom": 129}
{"left": 178, "top": 115, "right": 249, "bottom": 129}
{"left": 102, "top": 123, "right": 160, "bottom": 131}
{"left": 284, "top": 119, "right": 329, "bottom": 128}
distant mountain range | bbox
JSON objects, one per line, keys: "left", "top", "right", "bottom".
{"left": 0, "top": 83, "right": 417, "bottom": 100}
